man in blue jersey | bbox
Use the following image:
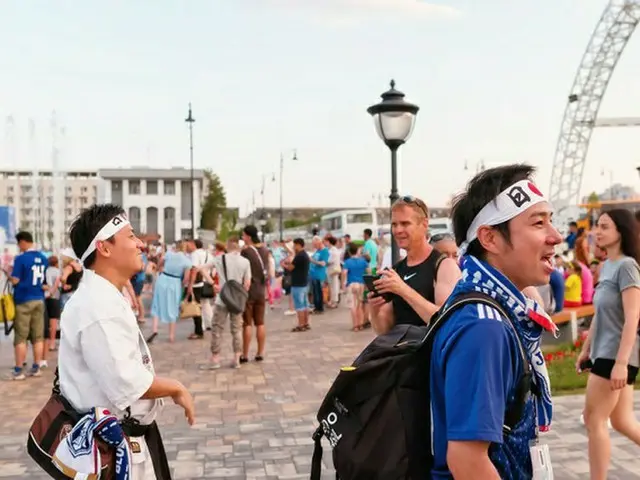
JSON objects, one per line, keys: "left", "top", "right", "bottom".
{"left": 9, "top": 231, "right": 48, "bottom": 380}
{"left": 430, "top": 165, "right": 562, "bottom": 478}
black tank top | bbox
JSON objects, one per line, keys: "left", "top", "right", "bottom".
{"left": 392, "top": 249, "right": 445, "bottom": 327}
{"left": 65, "top": 268, "right": 83, "bottom": 293}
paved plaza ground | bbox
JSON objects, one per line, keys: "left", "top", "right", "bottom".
{"left": 0, "top": 303, "right": 639, "bottom": 479}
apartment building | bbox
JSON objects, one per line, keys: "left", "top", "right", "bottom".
{"left": 98, "top": 167, "right": 208, "bottom": 244}
{"left": 0, "top": 169, "right": 98, "bottom": 248}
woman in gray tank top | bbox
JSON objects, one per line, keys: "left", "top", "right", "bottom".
{"left": 576, "top": 209, "right": 640, "bottom": 479}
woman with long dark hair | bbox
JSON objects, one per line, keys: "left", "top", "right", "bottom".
{"left": 576, "top": 209, "right": 640, "bottom": 479}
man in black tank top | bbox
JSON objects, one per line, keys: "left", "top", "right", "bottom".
{"left": 368, "top": 196, "right": 461, "bottom": 332}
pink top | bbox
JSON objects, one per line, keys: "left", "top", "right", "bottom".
{"left": 579, "top": 262, "right": 594, "bottom": 304}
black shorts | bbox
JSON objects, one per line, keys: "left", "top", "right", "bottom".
{"left": 131, "top": 279, "right": 144, "bottom": 296}
{"left": 591, "top": 358, "right": 639, "bottom": 385}
{"left": 45, "top": 298, "right": 61, "bottom": 320}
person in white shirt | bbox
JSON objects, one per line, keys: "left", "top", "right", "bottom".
{"left": 59, "top": 204, "right": 195, "bottom": 480}
{"left": 203, "top": 236, "right": 251, "bottom": 369}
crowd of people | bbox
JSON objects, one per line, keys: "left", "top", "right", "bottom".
{"left": 5, "top": 162, "right": 640, "bottom": 479}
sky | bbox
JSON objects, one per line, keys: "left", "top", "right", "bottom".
{"left": 1, "top": 0, "right": 640, "bottom": 216}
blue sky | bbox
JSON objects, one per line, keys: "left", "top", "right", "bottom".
{"left": 1, "top": 0, "right": 639, "bottom": 215}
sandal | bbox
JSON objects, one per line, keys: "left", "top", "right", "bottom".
{"left": 303, "top": 324, "right": 311, "bottom": 331}
{"left": 188, "top": 334, "right": 203, "bottom": 340}
{"left": 255, "top": 355, "right": 264, "bottom": 362}
{"left": 291, "top": 326, "right": 305, "bottom": 332}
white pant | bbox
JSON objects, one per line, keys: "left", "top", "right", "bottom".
{"left": 201, "top": 298, "right": 214, "bottom": 329}
{"left": 130, "top": 437, "right": 157, "bottom": 480}
{"left": 329, "top": 274, "right": 340, "bottom": 304}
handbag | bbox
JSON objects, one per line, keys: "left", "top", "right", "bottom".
{"left": 1, "top": 274, "right": 15, "bottom": 336}
{"left": 201, "top": 282, "right": 215, "bottom": 299}
{"left": 180, "top": 293, "right": 202, "bottom": 319}
{"left": 27, "top": 368, "right": 119, "bottom": 479}
{"left": 200, "top": 252, "right": 215, "bottom": 299}
{"left": 219, "top": 255, "right": 248, "bottom": 315}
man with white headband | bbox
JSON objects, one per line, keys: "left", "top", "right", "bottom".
{"left": 57, "top": 204, "right": 195, "bottom": 479}
{"left": 429, "top": 165, "right": 562, "bottom": 479}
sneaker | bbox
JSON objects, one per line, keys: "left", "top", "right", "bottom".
{"left": 11, "top": 369, "right": 26, "bottom": 381}
{"left": 28, "top": 366, "right": 42, "bottom": 377}
{"left": 232, "top": 359, "right": 241, "bottom": 369}
{"left": 284, "top": 310, "right": 296, "bottom": 316}
{"left": 39, "top": 360, "right": 48, "bottom": 369}
{"left": 199, "top": 362, "right": 221, "bottom": 371}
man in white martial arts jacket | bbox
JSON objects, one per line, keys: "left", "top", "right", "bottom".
{"left": 58, "top": 204, "right": 195, "bottom": 479}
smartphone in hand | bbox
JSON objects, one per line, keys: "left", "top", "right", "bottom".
{"left": 363, "top": 274, "right": 393, "bottom": 302}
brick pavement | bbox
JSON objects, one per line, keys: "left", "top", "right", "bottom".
{"left": 0, "top": 304, "right": 639, "bottom": 479}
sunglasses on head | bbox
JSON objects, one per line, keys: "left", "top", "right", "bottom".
{"left": 399, "top": 195, "right": 429, "bottom": 217}
{"left": 429, "top": 233, "right": 454, "bottom": 244}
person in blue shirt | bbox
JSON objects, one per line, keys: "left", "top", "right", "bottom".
{"left": 9, "top": 231, "right": 48, "bottom": 380}
{"left": 342, "top": 243, "right": 370, "bottom": 331}
{"left": 431, "top": 165, "right": 562, "bottom": 478}
{"left": 565, "top": 221, "right": 578, "bottom": 250}
{"left": 309, "top": 236, "right": 329, "bottom": 313}
{"left": 549, "top": 268, "right": 565, "bottom": 314}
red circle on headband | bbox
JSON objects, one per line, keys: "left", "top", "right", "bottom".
{"left": 528, "top": 182, "right": 543, "bottom": 197}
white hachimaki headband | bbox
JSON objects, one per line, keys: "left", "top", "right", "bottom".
{"left": 462, "top": 179, "right": 548, "bottom": 250}
{"left": 80, "top": 214, "right": 130, "bottom": 263}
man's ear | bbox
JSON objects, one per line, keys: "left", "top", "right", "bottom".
{"left": 95, "top": 240, "right": 111, "bottom": 259}
{"left": 476, "top": 226, "right": 501, "bottom": 256}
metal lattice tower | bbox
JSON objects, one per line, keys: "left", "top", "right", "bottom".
{"left": 549, "top": 0, "right": 640, "bottom": 212}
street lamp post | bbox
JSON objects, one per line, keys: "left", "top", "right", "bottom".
{"left": 279, "top": 149, "right": 298, "bottom": 242}
{"left": 367, "top": 79, "right": 419, "bottom": 265}
{"left": 185, "top": 103, "right": 196, "bottom": 239}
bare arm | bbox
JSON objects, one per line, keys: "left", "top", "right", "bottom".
{"left": 370, "top": 301, "right": 394, "bottom": 334}
{"left": 616, "top": 287, "right": 640, "bottom": 365}
{"left": 521, "top": 286, "right": 544, "bottom": 305}
{"left": 141, "top": 377, "right": 195, "bottom": 425}
{"left": 434, "top": 258, "right": 462, "bottom": 306}
{"left": 447, "top": 441, "right": 501, "bottom": 480}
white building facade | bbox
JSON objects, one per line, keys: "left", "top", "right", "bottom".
{"left": 0, "top": 168, "right": 98, "bottom": 249}
{"left": 98, "top": 167, "right": 208, "bottom": 244}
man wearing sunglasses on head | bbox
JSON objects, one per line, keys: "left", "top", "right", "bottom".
{"left": 369, "top": 196, "right": 461, "bottom": 333}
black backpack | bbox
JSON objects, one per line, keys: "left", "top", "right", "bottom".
{"left": 309, "top": 292, "right": 532, "bottom": 480}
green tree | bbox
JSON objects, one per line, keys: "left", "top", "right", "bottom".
{"left": 262, "top": 219, "right": 274, "bottom": 234}
{"left": 587, "top": 192, "right": 599, "bottom": 204}
{"left": 218, "top": 210, "right": 238, "bottom": 241}
{"left": 284, "top": 218, "right": 307, "bottom": 229}
{"left": 200, "top": 170, "right": 227, "bottom": 231}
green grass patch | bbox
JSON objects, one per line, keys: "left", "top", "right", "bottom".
{"left": 543, "top": 342, "right": 640, "bottom": 396}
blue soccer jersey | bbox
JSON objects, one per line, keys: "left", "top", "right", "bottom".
{"left": 11, "top": 250, "right": 48, "bottom": 305}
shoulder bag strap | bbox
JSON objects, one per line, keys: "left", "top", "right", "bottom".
{"left": 222, "top": 254, "right": 229, "bottom": 282}
{"left": 250, "top": 246, "right": 267, "bottom": 278}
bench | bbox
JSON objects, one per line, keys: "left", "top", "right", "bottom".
{"left": 551, "top": 305, "right": 595, "bottom": 342}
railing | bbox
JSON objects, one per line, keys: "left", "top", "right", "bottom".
{"left": 551, "top": 305, "right": 595, "bottom": 342}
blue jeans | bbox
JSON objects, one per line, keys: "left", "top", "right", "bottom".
{"left": 291, "top": 286, "right": 309, "bottom": 312}
{"left": 311, "top": 279, "right": 324, "bottom": 312}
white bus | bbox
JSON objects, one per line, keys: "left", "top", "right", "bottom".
{"left": 428, "top": 217, "right": 453, "bottom": 236}
{"left": 321, "top": 209, "right": 378, "bottom": 240}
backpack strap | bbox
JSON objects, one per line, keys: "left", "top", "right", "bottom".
{"left": 427, "top": 291, "right": 532, "bottom": 434}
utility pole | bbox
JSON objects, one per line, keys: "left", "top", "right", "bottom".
{"left": 185, "top": 103, "right": 196, "bottom": 239}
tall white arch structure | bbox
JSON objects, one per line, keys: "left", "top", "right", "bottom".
{"left": 549, "top": 1, "right": 640, "bottom": 212}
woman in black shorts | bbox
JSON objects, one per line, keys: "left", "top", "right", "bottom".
{"left": 576, "top": 209, "right": 640, "bottom": 478}
{"left": 44, "top": 255, "right": 61, "bottom": 352}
